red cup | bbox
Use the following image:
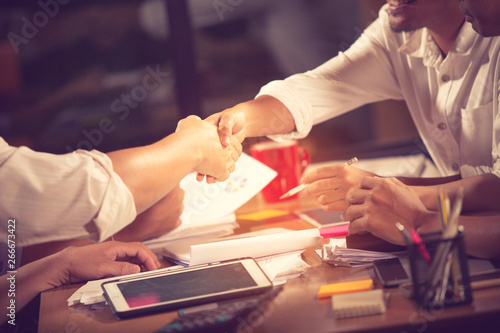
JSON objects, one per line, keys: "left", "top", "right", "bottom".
{"left": 250, "top": 140, "right": 310, "bottom": 203}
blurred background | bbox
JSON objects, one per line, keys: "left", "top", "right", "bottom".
{"left": 0, "top": 0, "right": 420, "bottom": 162}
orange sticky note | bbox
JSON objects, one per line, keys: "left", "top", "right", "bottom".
{"left": 317, "top": 279, "right": 374, "bottom": 298}
{"left": 237, "top": 209, "right": 289, "bottom": 221}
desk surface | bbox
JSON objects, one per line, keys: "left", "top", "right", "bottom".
{"left": 38, "top": 195, "right": 500, "bottom": 333}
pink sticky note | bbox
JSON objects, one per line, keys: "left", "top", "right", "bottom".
{"left": 319, "top": 224, "right": 349, "bottom": 238}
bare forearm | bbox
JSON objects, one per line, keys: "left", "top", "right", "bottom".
{"left": 398, "top": 174, "right": 461, "bottom": 210}
{"left": 459, "top": 213, "right": 500, "bottom": 259}
{"left": 416, "top": 212, "right": 500, "bottom": 259}
{"left": 237, "top": 95, "right": 296, "bottom": 138}
{"left": 107, "top": 132, "right": 199, "bottom": 213}
{"left": 411, "top": 174, "right": 500, "bottom": 213}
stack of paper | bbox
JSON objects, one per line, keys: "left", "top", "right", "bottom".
{"left": 144, "top": 153, "right": 277, "bottom": 252}
{"left": 321, "top": 239, "right": 398, "bottom": 267}
{"left": 156, "top": 228, "right": 321, "bottom": 266}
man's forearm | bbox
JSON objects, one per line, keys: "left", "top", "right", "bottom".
{"left": 107, "top": 132, "right": 199, "bottom": 214}
{"left": 459, "top": 213, "right": 500, "bottom": 259}
{"left": 238, "top": 95, "right": 296, "bottom": 138}
{"left": 410, "top": 173, "right": 500, "bottom": 213}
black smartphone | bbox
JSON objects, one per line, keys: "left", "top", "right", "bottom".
{"left": 373, "top": 257, "right": 410, "bottom": 288}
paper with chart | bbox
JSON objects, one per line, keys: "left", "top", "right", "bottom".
{"left": 145, "top": 153, "right": 277, "bottom": 249}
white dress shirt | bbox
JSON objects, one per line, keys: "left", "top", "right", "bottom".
{"left": 258, "top": 5, "right": 500, "bottom": 179}
{"left": 0, "top": 137, "right": 136, "bottom": 247}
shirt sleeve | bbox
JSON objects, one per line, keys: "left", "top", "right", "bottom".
{"left": 256, "top": 7, "right": 404, "bottom": 141}
{"left": 0, "top": 138, "right": 137, "bottom": 246}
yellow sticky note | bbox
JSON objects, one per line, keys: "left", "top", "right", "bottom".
{"left": 317, "top": 279, "right": 374, "bottom": 298}
{"left": 237, "top": 209, "right": 289, "bottom": 221}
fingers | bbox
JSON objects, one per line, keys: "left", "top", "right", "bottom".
{"left": 229, "top": 135, "right": 243, "bottom": 159}
{"left": 204, "top": 113, "right": 230, "bottom": 147}
{"left": 301, "top": 165, "right": 343, "bottom": 184}
{"left": 200, "top": 134, "right": 240, "bottom": 184}
{"left": 357, "top": 176, "right": 387, "bottom": 190}
{"left": 320, "top": 200, "right": 349, "bottom": 212}
{"left": 215, "top": 170, "right": 231, "bottom": 182}
{"left": 208, "top": 109, "right": 246, "bottom": 147}
{"left": 343, "top": 202, "right": 366, "bottom": 225}
{"left": 347, "top": 217, "right": 367, "bottom": 235}
{"left": 206, "top": 175, "right": 217, "bottom": 184}
{"left": 315, "top": 189, "right": 349, "bottom": 209}
{"left": 345, "top": 187, "right": 370, "bottom": 205}
{"left": 106, "top": 261, "right": 142, "bottom": 276}
{"left": 204, "top": 113, "right": 220, "bottom": 126}
{"left": 304, "top": 178, "right": 342, "bottom": 196}
{"left": 217, "top": 112, "right": 237, "bottom": 147}
{"left": 110, "top": 241, "right": 160, "bottom": 271}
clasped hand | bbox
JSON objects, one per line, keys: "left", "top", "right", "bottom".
{"left": 176, "top": 115, "right": 242, "bottom": 184}
{"left": 343, "top": 177, "right": 433, "bottom": 245}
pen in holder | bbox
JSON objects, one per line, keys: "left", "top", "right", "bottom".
{"left": 406, "top": 228, "right": 472, "bottom": 309}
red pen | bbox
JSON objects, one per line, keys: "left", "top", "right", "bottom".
{"left": 410, "top": 229, "right": 431, "bottom": 265}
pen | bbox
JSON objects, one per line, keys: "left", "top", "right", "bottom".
{"left": 410, "top": 229, "right": 432, "bottom": 266}
{"left": 437, "top": 191, "right": 449, "bottom": 230}
{"left": 279, "top": 157, "right": 358, "bottom": 200}
{"left": 395, "top": 222, "right": 412, "bottom": 245}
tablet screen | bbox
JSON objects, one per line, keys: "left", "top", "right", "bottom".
{"left": 117, "top": 263, "right": 257, "bottom": 308}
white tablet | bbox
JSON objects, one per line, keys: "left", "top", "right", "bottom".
{"left": 101, "top": 258, "right": 273, "bottom": 319}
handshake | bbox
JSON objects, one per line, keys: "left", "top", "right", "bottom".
{"left": 175, "top": 114, "right": 243, "bottom": 184}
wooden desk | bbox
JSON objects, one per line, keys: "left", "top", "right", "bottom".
{"left": 38, "top": 194, "right": 500, "bottom": 333}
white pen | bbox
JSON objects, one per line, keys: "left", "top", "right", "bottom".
{"left": 279, "top": 157, "right": 358, "bottom": 200}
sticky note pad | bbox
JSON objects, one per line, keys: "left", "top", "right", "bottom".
{"left": 319, "top": 224, "right": 349, "bottom": 238}
{"left": 317, "top": 279, "right": 373, "bottom": 298}
{"left": 332, "top": 289, "right": 387, "bottom": 319}
{"left": 237, "top": 209, "right": 289, "bottom": 221}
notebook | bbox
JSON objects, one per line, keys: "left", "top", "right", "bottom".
{"left": 332, "top": 289, "right": 387, "bottom": 319}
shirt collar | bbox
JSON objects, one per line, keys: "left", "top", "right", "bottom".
{"left": 398, "top": 22, "right": 478, "bottom": 68}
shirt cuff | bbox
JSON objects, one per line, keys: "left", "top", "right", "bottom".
{"left": 460, "top": 164, "right": 500, "bottom": 178}
{"left": 80, "top": 150, "right": 137, "bottom": 243}
{"left": 256, "top": 79, "right": 314, "bottom": 141}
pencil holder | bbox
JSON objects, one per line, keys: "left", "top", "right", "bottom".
{"left": 406, "top": 228, "right": 472, "bottom": 309}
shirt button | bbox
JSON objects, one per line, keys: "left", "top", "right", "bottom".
{"left": 452, "top": 163, "right": 460, "bottom": 171}
{"left": 438, "top": 122, "right": 447, "bottom": 130}
{"left": 442, "top": 74, "right": 451, "bottom": 82}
